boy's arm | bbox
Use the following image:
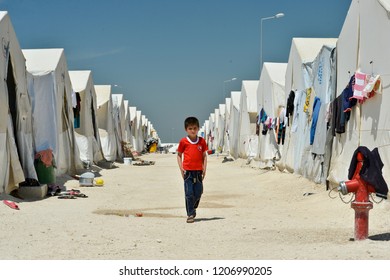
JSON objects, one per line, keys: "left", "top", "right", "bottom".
{"left": 177, "top": 152, "right": 185, "bottom": 178}
{"left": 202, "top": 151, "right": 207, "bottom": 179}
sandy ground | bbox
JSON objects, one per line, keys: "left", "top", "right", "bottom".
{"left": 1, "top": 152, "right": 390, "bottom": 260}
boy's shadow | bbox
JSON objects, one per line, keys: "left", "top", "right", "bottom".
{"left": 195, "top": 217, "right": 225, "bottom": 222}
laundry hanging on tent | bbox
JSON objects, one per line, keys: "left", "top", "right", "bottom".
{"left": 286, "top": 90, "right": 295, "bottom": 126}
{"left": 73, "top": 92, "right": 81, "bottom": 128}
{"left": 275, "top": 106, "right": 286, "bottom": 145}
{"left": 342, "top": 74, "right": 356, "bottom": 113}
{"left": 352, "top": 71, "right": 367, "bottom": 100}
{"left": 362, "top": 74, "right": 381, "bottom": 99}
{"left": 34, "top": 149, "right": 54, "bottom": 167}
{"left": 310, "top": 97, "right": 321, "bottom": 145}
{"left": 332, "top": 93, "right": 346, "bottom": 136}
{"left": 351, "top": 71, "right": 382, "bottom": 103}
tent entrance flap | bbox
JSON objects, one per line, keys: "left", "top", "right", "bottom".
{"left": 6, "top": 53, "right": 21, "bottom": 157}
{"left": 91, "top": 101, "right": 98, "bottom": 139}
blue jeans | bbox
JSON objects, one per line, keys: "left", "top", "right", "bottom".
{"left": 183, "top": 170, "right": 203, "bottom": 217}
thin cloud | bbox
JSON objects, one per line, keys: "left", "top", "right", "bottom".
{"left": 70, "top": 47, "right": 126, "bottom": 61}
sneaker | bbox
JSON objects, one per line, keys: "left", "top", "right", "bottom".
{"left": 186, "top": 215, "right": 195, "bottom": 223}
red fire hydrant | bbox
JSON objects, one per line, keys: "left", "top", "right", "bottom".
{"left": 338, "top": 152, "right": 376, "bottom": 241}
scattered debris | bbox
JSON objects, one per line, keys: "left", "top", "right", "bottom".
{"left": 222, "top": 156, "right": 234, "bottom": 163}
{"left": 133, "top": 160, "right": 155, "bottom": 166}
{"left": 303, "top": 192, "right": 315, "bottom": 196}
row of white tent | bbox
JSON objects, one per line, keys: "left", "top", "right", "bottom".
{"left": 201, "top": 0, "right": 390, "bottom": 189}
{"left": 0, "top": 11, "right": 158, "bottom": 194}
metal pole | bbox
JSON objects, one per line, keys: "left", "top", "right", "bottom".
{"left": 260, "top": 13, "right": 284, "bottom": 70}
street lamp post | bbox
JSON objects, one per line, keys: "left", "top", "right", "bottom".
{"left": 260, "top": 13, "right": 284, "bottom": 69}
{"left": 223, "top": 77, "right": 237, "bottom": 99}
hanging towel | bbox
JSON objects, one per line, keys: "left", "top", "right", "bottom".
{"left": 363, "top": 74, "right": 381, "bottom": 99}
{"left": 352, "top": 71, "right": 367, "bottom": 100}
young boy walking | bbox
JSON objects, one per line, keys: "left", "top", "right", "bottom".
{"left": 176, "top": 117, "right": 208, "bottom": 223}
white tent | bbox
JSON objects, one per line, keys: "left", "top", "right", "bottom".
{"left": 328, "top": 0, "right": 390, "bottom": 186}
{"left": 129, "top": 106, "right": 137, "bottom": 150}
{"left": 278, "top": 38, "right": 337, "bottom": 175}
{"left": 0, "top": 12, "right": 37, "bottom": 194}
{"left": 95, "top": 85, "right": 117, "bottom": 161}
{"left": 228, "top": 91, "right": 241, "bottom": 159}
{"left": 208, "top": 113, "right": 216, "bottom": 150}
{"left": 23, "top": 48, "right": 82, "bottom": 176}
{"left": 111, "top": 94, "right": 125, "bottom": 159}
{"left": 144, "top": 117, "right": 150, "bottom": 140}
{"left": 213, "top": 109, "right": 220, "bottom": 151}
{"left": 256, "top": 62, "right": 287, "bottom": 168}
{"left": 69, "top": 70, "right": 104, "bottom": 164}
{"left": 301, "top": 44, "right": 337, "bottom": 184}
{"left": 238, "top": 80, "right": 259, "bottom": 159}
{"left": 223, "top": 97, "right": 231, "bottom": 153}
{"left": 135, "top": 110, "right": 143, "bottom": 152}
{"left": 123, "top": 100, "right": 132, "bottom": 144}
{"left": 141, "top": 115, "right": 147, "bottom": 146}
{"left": 217, "top": 104, "right": 226, "bottom": 153}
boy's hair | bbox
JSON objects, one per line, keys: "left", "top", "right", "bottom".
{"left": 184, "top": 116, "right": 199, "bottom": 129}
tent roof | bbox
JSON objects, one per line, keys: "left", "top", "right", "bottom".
{"left": 292, "top": 38, "right": 337, "bottom": 63}
{"left": 219, "top": 104, "right": 226, "bottom": 115}
{"left": 112, "top": 94, "right": 124, "bottom": 105}
{"left": 230, "top": 91, "right": 241, "bottom": 109}
{"left": 22, "top": 48, "right": 64, "bottom": 73}
{"left": 0, "top": 11, "right": 8, "bottom": 21}
{"left": 225, "top": 98, "right": 231, "bottom": 114}
{"left": 95, "top": 85, "right": 111, "bottom": 106}
{"left": 378, "top": 0, "right": 390, "bottom": 12}
{"left": 69, "top": 70, "right": 91, "bottom": 92}
{"left": 263, "top": 62, "right": 287, "bottom": 86}
{"left": 242, "top": 80, "right": 259, "bottom": 92}
{"left": 242, "top": 80, "right": 259, "bottom": 112}
{"left": 129, "top": 106, "right": 137, "bottom": 119}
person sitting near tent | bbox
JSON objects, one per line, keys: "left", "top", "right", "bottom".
{"left": 176, "top": 116, "right": 208, "bottom": 223}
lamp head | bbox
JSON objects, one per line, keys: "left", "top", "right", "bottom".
{"left": 275, "top": 13, "right": 284, "bottom": 18}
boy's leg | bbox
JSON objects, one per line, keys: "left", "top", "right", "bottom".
{"left": 193, "top": 172, "right": 204, "bottom": 216}
{"left": 184, "top": 173, "right": 196, "bottom": 218}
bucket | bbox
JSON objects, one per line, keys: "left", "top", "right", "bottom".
{"left": 34, "top": 158, "right": 56, "bottom": 184}
{"left": 124, "top": 157, "right": 132, "bottom": 165}
{"left": 79, "top": 172, "right": 95, "bottom": 186}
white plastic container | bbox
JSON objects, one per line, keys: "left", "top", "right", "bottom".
{"left": 79, "top": 172, "right": 95, "bottom": 186}
{"left": 123, "top": 157, "right": 132, "bottom": 165}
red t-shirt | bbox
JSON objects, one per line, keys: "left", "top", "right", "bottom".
{"left": 177, "top": 136, "right": 208, "bottom": 171}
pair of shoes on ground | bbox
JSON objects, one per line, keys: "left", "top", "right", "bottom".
{"left": 57, "top": 189, "right": 88, "bottom": 199}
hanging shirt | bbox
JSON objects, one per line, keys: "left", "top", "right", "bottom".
{"left": 286, "top": 90, "right": 295, "bottom": 126}
{"left": 310, "top": 97, "right": 321, "bottom": 145}
{"left": 342, "top": 74, "right": 357, "bottom": 112}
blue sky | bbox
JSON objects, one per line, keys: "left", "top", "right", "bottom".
{"left": 2, "top": 0, "right": 351, "bottom": 142}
